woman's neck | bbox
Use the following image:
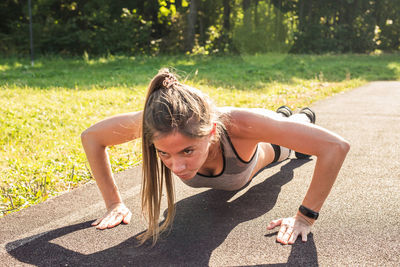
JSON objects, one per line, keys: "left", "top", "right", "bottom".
{"left": 199, "top": 141, "right": 223, "bottom": 176}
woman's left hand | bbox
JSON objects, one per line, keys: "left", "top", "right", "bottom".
{"left": 267, "top": 215, "right": 313, "bottom": 245}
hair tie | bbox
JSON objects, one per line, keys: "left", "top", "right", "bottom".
{"left": 162, "top": 75, "right": 177, "bottom": 89}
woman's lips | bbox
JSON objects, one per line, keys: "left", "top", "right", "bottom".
{"left": 176, "top": 172, "right": 193, "bottom": 180}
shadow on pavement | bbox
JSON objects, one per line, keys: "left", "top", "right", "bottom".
{"left": 7, "top": 159, "right": 318, "bottom": 266}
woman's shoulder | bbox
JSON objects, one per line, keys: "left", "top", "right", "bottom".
{"left": 217, "top": 107, "right": 279, "bottom": 139}
{"left": 217, "top": 106, "right": 280, "bottom": 123}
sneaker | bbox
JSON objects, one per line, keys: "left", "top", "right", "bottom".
{"left": 298, "top": 107, "right": 316, "bottom": 124}
{"left": 295, "top": 107, "right": 316, "bottom": 159}
{"left": 276, "top": 105, "right": 293, "bottom": 117}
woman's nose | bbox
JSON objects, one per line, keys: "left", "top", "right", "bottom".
{"left": 171, "top": 159, "right": 186, "bottom": 173}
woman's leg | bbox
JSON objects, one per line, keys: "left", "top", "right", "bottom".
{"left": 251, "top": 142, "right": 290, "bottom": 179}
{"left": 276, "top": 106, "right": 316, "bottom": 159}
{"left": 288, "top": 108, "right": 316, "bottom": 159}
{"left": 251, "top": 106, "right": 314, "bottom": 177}
{"left": 271, "top": 144, "right": 291, "bottom": 163}
{"left": 273, "top": 106, "right": 293, "bottom": 161}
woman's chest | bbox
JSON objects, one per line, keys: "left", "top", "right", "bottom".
{"left": 198, "top": 136, "right": 258, "bottom": 176}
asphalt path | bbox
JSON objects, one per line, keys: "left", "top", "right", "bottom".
{"left": 1, "top": 81, "right": 399, "bottom": 266}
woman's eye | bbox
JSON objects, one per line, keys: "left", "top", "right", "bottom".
{"left": 158, "top": 151, "right": 168, "bottom": 157}
{"left": 183, "top": 149, "right": 193, "bottom": 155}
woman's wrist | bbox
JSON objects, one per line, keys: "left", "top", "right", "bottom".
{"left": 295, "top": 211, "right": 316, "bottom": 226}
{"left": 299, "top": 204, "right": 319, "bottom": 220}
{"left": 106, "top": 201, "right": 124, "bottom": 210}
{"left": 104, "top": 187, "right": 123, "bottom": 210}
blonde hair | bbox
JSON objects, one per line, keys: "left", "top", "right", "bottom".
{"left": 139, "top": 68, "right": 222, "bottom": 245}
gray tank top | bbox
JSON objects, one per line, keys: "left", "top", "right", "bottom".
{"left": 180, "top": 129, "right": 259, "bottom": 191}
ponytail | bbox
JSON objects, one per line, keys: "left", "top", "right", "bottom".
{"left": 139, "top": 69, "right": 177, "bottom": 246}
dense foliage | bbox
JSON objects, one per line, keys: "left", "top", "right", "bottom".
{"left": 1, "top": 0, "right": 400, "bottom": 55}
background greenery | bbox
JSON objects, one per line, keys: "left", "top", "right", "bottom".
{"left": 1, "top": 53, "right": 400, "bottom": 216}
{"left": 1, "top": 0, "right": 400, "bottom": 56}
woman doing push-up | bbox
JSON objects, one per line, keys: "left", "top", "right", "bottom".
{"left": 81, "top": 69, "right": 350, "bottom": 246}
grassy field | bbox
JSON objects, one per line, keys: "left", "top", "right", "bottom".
{"left": 1, "top": 53, "right": 400, "bottom": 216}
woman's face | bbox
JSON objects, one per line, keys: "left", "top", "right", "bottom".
{"left": 152, "top": 131, "right": 212, "bottom": 180}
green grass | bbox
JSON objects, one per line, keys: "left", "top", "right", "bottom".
{"left": 1, "top": 53, "right": 400, "bottom": 216}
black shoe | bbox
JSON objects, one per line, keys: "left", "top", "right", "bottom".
{"left": 295, "top": 107, "right": 316, "bottom": 159}
{"left": 276, "top": 105, "right": 293, "bottom": 117}
{"left": 299, "top": 107, "right": 316, "bottom": 124}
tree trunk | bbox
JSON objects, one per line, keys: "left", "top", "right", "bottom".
{"left": 175, "top": 0, "right": 182, "bottom": 9}
{"left": 298, "top": 0, "right": 305, "bottom": 31}
{"left": 186, "top": 0, "right": 198, "bottom": 51}
{"left": 243, "top": 0, "right": 250, "bottom": 11}
{"left": 223, "top": 0, "right": 231, "bottom": 31}
{"left": 243, "top": 0, "right": 251, "bottom": 27}
{"left": 254, "top": 0, "right": 259, "bottom": 27}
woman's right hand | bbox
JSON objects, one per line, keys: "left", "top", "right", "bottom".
{"left": 91, "top": 202, "right": 132, "bottom": 229}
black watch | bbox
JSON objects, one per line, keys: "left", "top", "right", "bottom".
{"left": 299, "top": 205, "right": 319, "bottom": 220}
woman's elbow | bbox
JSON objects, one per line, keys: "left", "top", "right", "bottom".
{"left": 337, "top": 137, "right": 350, "bottom": 154}
{"left": 80, "top": 129, "right": 89, "bottom": 143}
{"left": 332, "top": 139, "right": 350, "bottom": 158}
{"left": 81, "top": 128, "right": 96, "bottom": 147}
{"left": 318, "top": 139, "right": 350, "bottom": 159}
{"left": 341, "top": 139, "right": 351, "bottom": 154}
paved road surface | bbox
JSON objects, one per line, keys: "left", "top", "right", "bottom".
{"left": 1, "top": 81, "right": 399, "bottom": 266}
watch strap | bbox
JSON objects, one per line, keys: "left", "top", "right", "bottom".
{"left": 299, "top": 205, "right": 319, "bottom": 220}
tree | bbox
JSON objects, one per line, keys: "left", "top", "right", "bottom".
{"left": 1, "top": 0, "right": 399, "bottom": 55}
{"left": 186, "top": 0, "right": 198, "bottom": 51}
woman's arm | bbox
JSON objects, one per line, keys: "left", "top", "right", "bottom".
{"left": 81, "top": 111, "right": 142, "bottom": 229}
{"left": 226, "top": 108, "right": 350, "bottom": 243}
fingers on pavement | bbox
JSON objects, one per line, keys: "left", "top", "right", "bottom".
{"left": 267, "top": 218, "right": 283, "bottom": 230}
{"left": 123, "top": 211, "right": 132, "bottom": 224}
{"left": 277, "top": 224, "right": 287, "bottom": 243}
